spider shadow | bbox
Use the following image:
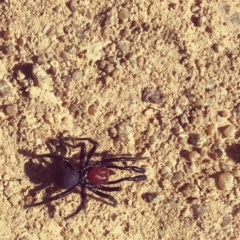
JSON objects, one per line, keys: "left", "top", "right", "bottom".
{"left": 20, "top": 149, "right": 64, "bottom": 218}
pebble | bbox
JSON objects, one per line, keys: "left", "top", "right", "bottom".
{"left": 220, "top": 162, "right": 232, "bottom": 172}
{"left": 142, "top": 22, "right": 151, "bottom": 31}
{"left": 188, "top": 151, "right": 200, "bottom": 162}
{"left": 218, "top": 172, "right": 234, "bottom": 190}
{"left": 118, "top": 9, "right": 129, "bottom": 20}
{"left": 180, "top": 183, "right": 200, "bottom": 198}
{"left": 102, "top": 27, "right": 113, "bottom": 38}
{"left": 180, "top": 114, "right": 189, "bottom": 125}
{"left": 145, "top": 192, "right": 161, "bottom": 204}
{"left": 3, "top": 31, "right": 13, "bottom": 40}
{"left": 206, "top": 124, "right": 215, "bottom": 136}
{"left": 192, "top": 204, "right": 205, "bottom": 219}
{"left": 88, "top": 105, "right": 95, "bottom": 115}
{"left": 136, "top": 56, "right": 144, "bottom": 68}
{"left": 161, "top": 166, "right": 171, "bottom": 176}
{"left": 143, "top": 109, "right": 154, "bottom": 117}
{"left": 171, "top": 171, "right": 183, "bottom": 182}
{"left": 218, "top": 110, "right": 230, "bottom": 118}
{"left": 5, "top": 105, "right": 18, "bottom": 116}
{"left": 232, "top": 169, "right": 240, "bottom": 177}
{"left": 37, "top": 54, "right": 46, "bottom": 65}
{"left": 189, "top": 133, "right": 207, "bottom": 146}
{"left": 44, "top": 112, "right": 54, "bottom": 124}
{"left": 172, "top": 122, "right": 184, "bottom": 135}
{"left": 32, "top": 64, "right": 47, "bottom": 86}
{"left": 106, "top": 63, "right": 115, "bottom": 73}
{"left": 61, "top": 51, "right": 71, "bottom": 61}
{"left": 175, "top": 106, "right": 183, "bottom": 115}
{"left": 71, "top": 70, "right": 82, "bottom": 81}
{"left": 142, "top": 165, "right": 153, "bottom": 176}
{"left": 25, "top": 196, "right": 33, "bottom": 205}
{"left": 221, "top": 216, "right": 232, "bottom": 228}
{"left": 205, "top": 79, "right": 216, "bottom": 89}
{"left": 208, "top": 144, "right": 223, "bottom": 160}
{"left": 141, "top": 150, "right": 151, "bottom": 158}
{"left": 182, "top": 207, "right": 191, "bottom": 218}
{"left": 142, "top": 87, "right": 166, "bottom": 104}
{"left": 194, "top": 98, "right": 205, "bottom": 107}
{"left": 0, "top": 80, "right": 12, "bottom": 98}
{"left": 64, "top": 45, "right": 76, "bottom": 54}
{"left": 222, "top": 125, "right": 236, "bottom": 138}
{"left": 68, "top": 0, "right": 78, "bottom": 12}
{"left": 178, "top": 95, "right": 189, "bottom": 106}
{"left": 117, "top": 122, "right": 132, "bottom": 139}
{"left": 2, "top": 43, "right": 12, "bottom": 55}
{"left": 116, "top": 40, "right": 130, "bottom": 53}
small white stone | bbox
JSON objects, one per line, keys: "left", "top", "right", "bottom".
{"left": 32, "top": 64, "right": 47, "bottom": 86}
{"left": 146, "top": 193, "right": 162, "bottom": 204}
{"left": 222, "top": 125, "right": 236, "bottom": 138}
{"left": 218, "top": 172, "right": 234, "bottom": 190}
{"left": 189, "top": 151, "right": 200, "bottom": 162}
{"left": 194, "top": 98, "right": 205, "bottom": 107}
{"left": 161, "top": 166, "right": 171, "bottom": 176}
{"left": 232, "top": 169, "right": 240, "bottom": 177}
{"left": 175, "top": 106, "right": 183, "bottom": 115}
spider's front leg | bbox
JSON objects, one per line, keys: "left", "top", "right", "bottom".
{"left": 60, "top": 137, "right": 98, "bottom": 168}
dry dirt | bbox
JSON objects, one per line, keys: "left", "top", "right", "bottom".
{"left": 0, "top": 1, "right": 240, "bottom": 240}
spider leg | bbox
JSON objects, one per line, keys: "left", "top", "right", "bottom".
{"left": 26, "top": 184, "right": 79, "bottom": 207}
{"left": 63, "top": 142, "right": 87, "bottom": 169}
{"left": 61, "top": 138, "right": 98, "bottom": 167}
{"left": 35, "top": 154, "right": 78, "bottom": 171}
{"left": 87, "top": 184, "right": 121, "bottom": 192}
{"left": 104, "top": 164, "right": 146, "bottom": 173}
{"left": 103, "top": 175, "right": 147, "bottom": 185}
{"left": 98, "top": 157, "right": 149, "bottom": 165}
{"left": 88, "top": 187, "right": 117, "bottom": 205}
{"left": 74, "top": 138, "right": 98, "bottom": 166}
{"left": 64, "top": 189, "right": 87, "bottom": 219}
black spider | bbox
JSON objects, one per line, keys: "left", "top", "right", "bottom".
{"left": 26, "top": 138, "right": 148, "bottom": 219}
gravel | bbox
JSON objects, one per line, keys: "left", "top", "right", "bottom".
{"left": 32, "top": 64, "right": 47, "bottom": 86}
{"left": 118, "top": 9, "right": 129, "bottom": 20}
{"left": 218, "top": 172, "right": 234, "bottom": 190}
{"left": 144, "top": 192, "right": 162, "bottom": 204}
{"left": 189, "top": 133, "right": 207, "bottom": 146}
{"left": 0, "top": 80, "right": 12, "bottom": 98}
{"left": 192, "top": 204, "right": 205, "bottom": 219}
{"left": 142, "top": 87, "right": 166, "bottom": 104}
{"left": 71, "top": 70, "right": 82, "bottom": 81}
{"left": 117, "top": 122, "right": 132, "bottom": 139}
{"left": 5, "top": 105, "right": 18, "bottom": 116}
{"left": 222, "top": 125, "right": 236, "bottom": 138}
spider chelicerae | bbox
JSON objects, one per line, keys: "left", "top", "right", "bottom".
{"left": 26, "top": 138, "right": 149, "bottom": 219}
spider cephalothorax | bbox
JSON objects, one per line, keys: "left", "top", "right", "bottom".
{"left": 26, "top": 138, "right": 149, "bottom": 219}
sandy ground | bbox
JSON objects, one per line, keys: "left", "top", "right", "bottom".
{"left": 0, "top": 0, "right": 240, "bottom": 239}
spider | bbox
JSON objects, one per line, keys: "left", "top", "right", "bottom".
{"left": 26, "top": 138, "right": 149, "bottom": 219}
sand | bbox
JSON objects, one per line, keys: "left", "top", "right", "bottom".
{"left": 0, "top": 1, "right": 240, "bottom": 239}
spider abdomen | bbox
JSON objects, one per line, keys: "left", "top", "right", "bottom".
{"left": 55, "top": 167, "right": 79, "bottom": 189}
{"left": 88, "top": 167, "right": 109, "bottom": 184}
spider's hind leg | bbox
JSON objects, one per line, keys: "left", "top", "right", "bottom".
{"left": 88, "top": 187, "right": 117, "bottom": 206}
